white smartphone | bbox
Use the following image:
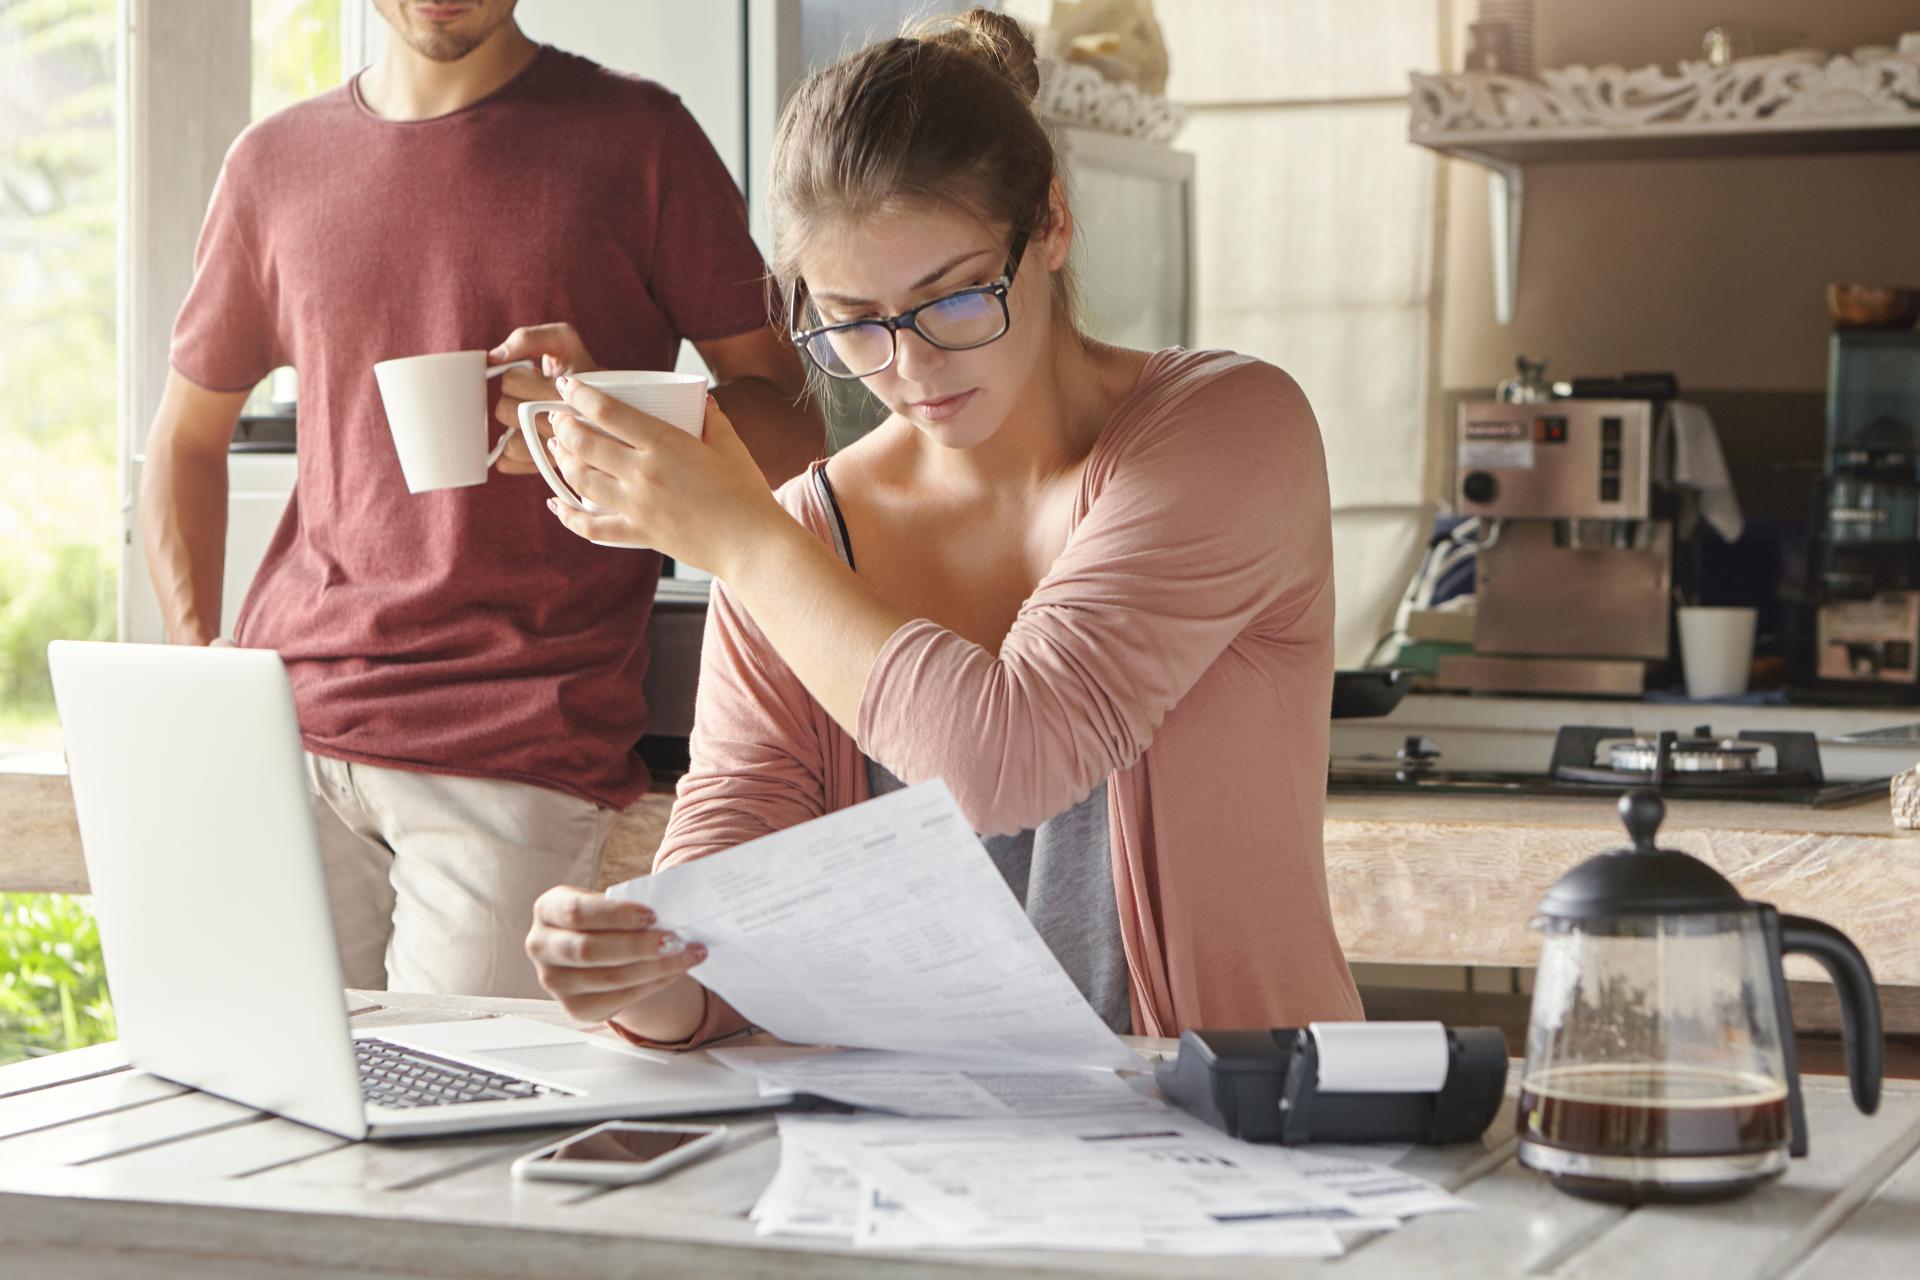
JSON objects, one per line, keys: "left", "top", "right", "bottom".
{"left": 510, "top": 1120, "right": 729, "bottom": 1184}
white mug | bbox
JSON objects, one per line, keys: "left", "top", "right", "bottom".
{"left": 372, "top": 350, "right": 532, "bottom": 493}
{"left": 518, "top": 371, "right": 708, "bottom": 514}
{"left": 1677, "top": 606, "right": 1758, "bottom": 700}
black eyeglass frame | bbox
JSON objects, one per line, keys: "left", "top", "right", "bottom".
{"left": 787, "top": 230, "right": 1031, "bottom": 381}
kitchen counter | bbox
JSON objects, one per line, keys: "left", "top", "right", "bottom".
{"left": 1320, "top": 789, "right": 1920, "bottom": 991}
{"left": 1333, "top": 692, "right": 1920, "bottom": 778}
{"left": 9, "top": 763, "right": 1917, "bottom": 994}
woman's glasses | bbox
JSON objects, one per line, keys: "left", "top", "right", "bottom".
{"left": 789, "top": 234, "right": 1028, "bottom": 380}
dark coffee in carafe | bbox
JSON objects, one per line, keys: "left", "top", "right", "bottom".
{"left": 1518, "top": 1064, "right": 1790, "bottom": 1202}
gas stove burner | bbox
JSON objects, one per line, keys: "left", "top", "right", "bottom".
{"left": 1327, "top": 723, "right": 1885, "bottom": 806}
{"left": 1551, "top": 725, "right": 1824, "bottom": 790}
{"left": 1607, "top": 735, "right": 1761, "bottom": 774}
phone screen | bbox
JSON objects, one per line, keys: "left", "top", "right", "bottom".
{"left": 537, "top": 1126, "right": 714, "bottom": 1164}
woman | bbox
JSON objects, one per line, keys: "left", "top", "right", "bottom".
{"left": 522, "top": 10, "right": 1363, "bottom": 1046}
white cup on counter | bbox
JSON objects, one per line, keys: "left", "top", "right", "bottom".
{"left": 517, "top": 371, "right": 707, "bottom": 515}
{"left": 1677, "top": 606, "right": 1758, "bottom": 699}
{"left": 373, "top": 350, "right": 532, "bottom": 493}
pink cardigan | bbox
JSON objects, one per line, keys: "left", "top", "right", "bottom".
{"left": 650, "top": 347, "right": 1363, "bottom": 1045}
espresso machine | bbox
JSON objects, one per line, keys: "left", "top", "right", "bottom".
{"left": 1808, "top": 331, "right": 1920, "bottom": 687}
{"left": 1436, "top": 388, "right": 1673, "bottom": 696}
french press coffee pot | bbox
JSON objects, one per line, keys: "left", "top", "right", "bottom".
{"left": 1517, "top": 790, "right": 1882, "bottom": 1203}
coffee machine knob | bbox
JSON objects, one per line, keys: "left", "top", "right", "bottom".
{"left": 1462, "top": 471, "right": 1499, "bottom": 504}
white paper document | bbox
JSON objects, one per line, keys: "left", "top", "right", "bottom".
{"left": 755, "top": 1111, "right": 1418, "bottom": 1257}
{"left": 712, "top": 1045, "right": 1161, "bottom": 1118}
{"left": 608, "top": 780, "right": 1139, "bottom": 1071}
{"left": 1274, "top": 1144, "right": 1470, "bottom": 1221}
{"left": 751, "top": 1140, "right": 862, "bottom": 1239}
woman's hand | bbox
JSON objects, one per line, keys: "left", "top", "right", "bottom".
{"left": 525, "top": 886, "right": 708, "bottom": 1026}
{"left": 488, "top": 323, "right": 601, "bottom": 476}
{"left": 543, "top": 375, "right": 791, "bottom": 577}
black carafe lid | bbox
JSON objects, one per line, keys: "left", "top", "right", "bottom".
{"left": 1536, "top": 790, "right": 1748, "bottom": 922}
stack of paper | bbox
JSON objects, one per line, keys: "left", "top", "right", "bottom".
{"left": 751, "top": 1112, "right": 1466, "bottom": 1257}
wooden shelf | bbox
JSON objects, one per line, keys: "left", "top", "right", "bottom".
{"left": 1424, "top": 115, "right": 1920, "bottom": 167}
{"left": 1407, "top": 57, "right": 1920, "bottom": 322}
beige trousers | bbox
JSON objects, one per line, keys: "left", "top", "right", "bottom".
{"left": 305, "top": 753, "right": 616, "bottom": 998}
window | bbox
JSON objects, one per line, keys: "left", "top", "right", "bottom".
{"left": 0, "top": 0, "right": 119, "bottom": 1063}
{"left": 253, "top": 0, "right": 343, "bottom": 121}
{"left": 0, "top": 0, "right": 119, "bottom": 758}
{"left": 1160, "top": 0, "right": 1447, "bottom": 665}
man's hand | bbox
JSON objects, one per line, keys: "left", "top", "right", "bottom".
{"left": 490, "top": 324, "right": 600, "bottom": 476}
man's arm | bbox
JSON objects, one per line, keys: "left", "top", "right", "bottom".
{"left": 140, "top": 370, "right": 250, "bottom": 645}
{"left": 694, "top": 327, "right": 823, "bottom": 488}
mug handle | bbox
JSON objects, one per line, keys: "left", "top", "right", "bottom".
{"left": 517, "top": 400, "right": 600, "bottom": 514}
{"left": 481, "top": 359, "right": 535, "bottom": 468}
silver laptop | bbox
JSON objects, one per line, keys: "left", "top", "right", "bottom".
{"left": 48, "top": 640, "right": 780, "bottom": 1140}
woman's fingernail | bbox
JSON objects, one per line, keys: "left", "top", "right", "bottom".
{"left": 546, "top": 436, "right": 559, "bottom": 453}
{"left": 656, "top": 934, "right": 686, "bottom": 956}
{"left": 633, "top": 907, "right": 655, "bottom": 927}
{"left": 546, "top": 498, "right": 559, "bottom": 514}
{"left": 688, "top": 944, "right": 708, "bottom": 963}
{"left": 556, "top": 374, "right": 571, "bottom": 391}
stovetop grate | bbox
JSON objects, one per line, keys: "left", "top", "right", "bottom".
{"left": 1327, "top": 725, "right": 1888, "bottom": 807}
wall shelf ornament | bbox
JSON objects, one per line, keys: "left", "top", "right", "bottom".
{"left": 1036, "top": 57, "right": 1186, "bottom": 145}
{"left": 1407, "top": 53, "right": 1920, "bottom": 324}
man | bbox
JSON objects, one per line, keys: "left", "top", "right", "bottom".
{"left": 142, "top": 0, "right": 822, "bottom": 997}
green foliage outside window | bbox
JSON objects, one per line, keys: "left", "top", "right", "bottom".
{"left": 0, "top": 0, "right": 118, "bottom": 737}
{"left": 0, "top": 894, "right": 115, "bottom": 1061}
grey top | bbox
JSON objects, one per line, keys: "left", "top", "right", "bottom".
{"left": 812, "top": 467, "right": 1132, "bottom": 1033}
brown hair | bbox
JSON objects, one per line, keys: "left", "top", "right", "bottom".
{"left": 768, "top": 7, "right": 1079, "bottom": 329}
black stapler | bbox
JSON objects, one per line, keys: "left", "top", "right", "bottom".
{"left": 1156, "top": 1022, "right": 1508, "bottom": 1145}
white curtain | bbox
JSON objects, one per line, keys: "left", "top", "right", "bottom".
{"left": 1160, "top": 0, "right": 1443, "bottom": 666}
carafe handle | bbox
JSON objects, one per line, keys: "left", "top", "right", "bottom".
{"left": 1778, "top": 913, "right": 1883, "bottom": 1116}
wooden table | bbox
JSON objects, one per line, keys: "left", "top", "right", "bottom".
{"left": 2, "top": 993, "right": 1918, "bottom": 1278}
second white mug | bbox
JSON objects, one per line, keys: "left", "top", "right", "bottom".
{"left": 518, "top": 371, "right": 708, "bottom": 514}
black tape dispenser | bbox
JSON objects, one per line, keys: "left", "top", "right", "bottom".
{"left": 1156, "top": 1022, "right": 1508, "bottom": 1145}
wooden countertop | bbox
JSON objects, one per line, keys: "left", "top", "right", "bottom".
{"left": 9, "top": 767, "right": 1919, "bottom": 986}
{"left": 1323, "top": 788, "right": 1904, "bottom": 835}
{"left": 1319, "top": 786, "right": 1920, "bottom": 990}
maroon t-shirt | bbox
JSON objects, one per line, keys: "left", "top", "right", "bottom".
{"left": 170, "top": 47, "right": 769, "bottom": 807}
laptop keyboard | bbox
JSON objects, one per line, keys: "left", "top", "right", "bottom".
{"left": 355, "top": 1038, "right": 558, "bottom": 1110}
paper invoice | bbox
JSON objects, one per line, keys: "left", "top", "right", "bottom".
{"left": 607, "top": 780, "right": 1141, "bottom": 1072}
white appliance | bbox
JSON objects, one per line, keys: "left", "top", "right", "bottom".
{"left": 48, "top": 640, "right": 780, "bottom": 1140}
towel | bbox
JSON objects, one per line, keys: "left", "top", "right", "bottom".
{"left": 1662, "top": 400, "right": 1744, "bottom": 543}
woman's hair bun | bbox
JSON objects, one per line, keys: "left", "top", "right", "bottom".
{"left": 918, "top": 7, "right": 1041, "bottom": 105}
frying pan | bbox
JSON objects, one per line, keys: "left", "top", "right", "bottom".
{"left": 1332, "top": 667, "right": 1413, "bottom": 719}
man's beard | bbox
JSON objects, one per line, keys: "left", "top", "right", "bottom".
{"left": 399, "top": 27, "right": 492, "bottom": 63}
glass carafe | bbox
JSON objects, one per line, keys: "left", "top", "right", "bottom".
{"left": 1517, "top": 791, "right": 1882, "bottom": 1203}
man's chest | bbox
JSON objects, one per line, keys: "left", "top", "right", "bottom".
{"left": 260, "top": 141, "right": 661, "bottom": 349}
